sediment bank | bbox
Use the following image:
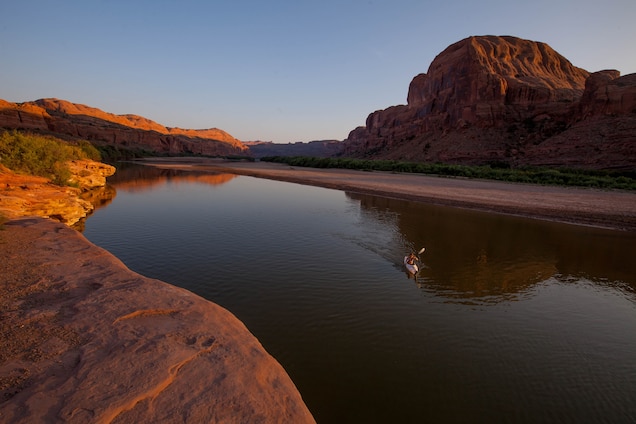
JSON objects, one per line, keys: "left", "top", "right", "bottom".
{"left": 139, "top": 158, "right": 636, "bottom": 232}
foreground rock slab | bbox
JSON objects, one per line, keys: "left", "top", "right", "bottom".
{"left": 0, "top": 218, "right": 315, "bottom": 423}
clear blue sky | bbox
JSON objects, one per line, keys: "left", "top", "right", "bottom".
{"left": 2, "top": 0, "right": 635, "bottom": 143}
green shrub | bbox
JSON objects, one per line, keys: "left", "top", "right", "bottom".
{"left": 0, "top": 130, "right": 100, "bottom": 186}
{"left": 77, "top": 139, "right": 102, "bottom": 161}
{"left": 260, "top": 155, "right": 635, "bottom": 190}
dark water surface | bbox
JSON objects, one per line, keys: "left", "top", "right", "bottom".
{"left": 83, "top": 164, "right": 636, "bottom": 423}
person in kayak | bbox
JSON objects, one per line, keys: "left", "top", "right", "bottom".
{"left": 406, "top": 252, "right": 418, "bottom": 265}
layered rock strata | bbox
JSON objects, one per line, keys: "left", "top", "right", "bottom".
{"left": 0, "top": 98, "right": 249, "bottom": 157}
{"left": 0, "top": 217, "right": 315, "bottom": 423}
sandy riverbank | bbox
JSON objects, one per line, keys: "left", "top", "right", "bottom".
{"left": 137, "top": 158, "right": 636, "bottom": 232}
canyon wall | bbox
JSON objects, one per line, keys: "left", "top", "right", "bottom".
{"left": 0, "top": 98, "right": 249, "bottom": 157}
{"left": 341, "top": 36, "right": 636, "bottom": 170}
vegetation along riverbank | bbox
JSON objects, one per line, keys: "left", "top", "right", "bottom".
{"left": 138, "top": 158, "right": 636, "bottom": 232}
{"left": 260, "top": 156, "right": 636, "bottom": 191}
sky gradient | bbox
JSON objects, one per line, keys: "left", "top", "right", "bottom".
{"left": 2, "top": 0, "right": 635, "bottom": 143}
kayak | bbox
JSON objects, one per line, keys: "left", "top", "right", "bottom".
{"left": 404, "top": 256, "right": 418, "bottom": 275}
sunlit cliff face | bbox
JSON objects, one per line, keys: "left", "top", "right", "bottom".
{"left": 0, "top": 98, "right": 249, "bottom": 156}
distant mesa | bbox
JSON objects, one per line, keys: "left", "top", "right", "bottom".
{"left": 340, "top": 35, "right": 636, "bottom": 170}
{"left": 0, "top": 98, "right": 249, "bottom": 157}
{"left": 244, "top": 140, "right": 343, "bottom": 158}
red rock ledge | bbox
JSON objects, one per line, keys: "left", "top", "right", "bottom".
{"left": 0, "top": 217, "right": 315, "bottom": 423}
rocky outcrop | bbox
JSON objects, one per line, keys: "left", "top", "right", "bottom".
{"left": 0, "top": 161, "right": 116, "bottom": 228}
{"left": 67, "top": 160, "right": 117, "bottom": 190}
{"left": 577, "top": 71, "right": 636, "bottom": 117}
{"left": 341, "top": 35, "right": 636, "bottom": 170}
{"left": 0, "top": 98, "right": 249, "bottom": 157}
{"left": 0, "top": 217, "right": 315, "bottom": 423}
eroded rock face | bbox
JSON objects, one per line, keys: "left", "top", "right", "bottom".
{"left": 0, "top": 98, "right": 249, "bottom": 157}
{"left": 67, "top": 160, "right": 117, "bottom": 191}
{"left": 0, "top": 218, "right": 315, "bottom": 423}
{"left": 406, "top": 36, "right": 589, "bottom": 125}
{"left": 341, "top": 35, "right": 636, "bottom": 169}
{"left": 0, "top": 160, "right": 116, "bottom": 227}
{"left": 577, "top": 71, "right": 636, "bottom": 117}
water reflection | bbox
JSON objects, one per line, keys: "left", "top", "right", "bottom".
{"left": 83, "top": 166, "right": 636, "bottom": 424}
{"left": 70, "top": 184, "right": 117, "bottom": 231}
{"left": 347, "top": 192, "right": 636, "bottom": 304}
{"left": 74, "top": 163, "right": 238, "bottom": 231}
{"left": 80, "top": 184, "right": 117, "bottom": 210}
{"left": 107, "top": 162, "right": 237, "bottom": 191}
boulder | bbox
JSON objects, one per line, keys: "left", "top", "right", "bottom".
{"left": 67, "top": 160, "right": 117, "bottom": 191}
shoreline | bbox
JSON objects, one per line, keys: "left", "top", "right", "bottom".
{"left": 137, "top": 158, "right": 636, "bottom": 232}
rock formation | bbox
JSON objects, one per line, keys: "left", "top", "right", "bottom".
{"left": 341, "top": 35, "right": 636, "bottom": 170}
{"left": 0, "top": 160, "right": 116, "bottom": 228}
{"left": 0, "top": 98, "right": 249, "bottom": 157}
{"left": 0, "top": 217, "right": 315, "bottom": 423}
{"left": 67, "top": 160, "right": 117, "bottom": 190}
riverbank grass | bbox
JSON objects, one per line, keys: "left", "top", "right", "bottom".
{"left": 261, "top": 156, "right": 636, "bottom": 190}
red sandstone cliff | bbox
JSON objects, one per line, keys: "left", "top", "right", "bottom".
{"left": 0, "top": 98, "right": 249, "bottom": 157}
{"left": 341, "top": 35, "right": 636, "bottom": 170}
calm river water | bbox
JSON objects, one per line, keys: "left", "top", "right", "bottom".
{"left": 83, "top": 164, "right": 636, "bottom": 423}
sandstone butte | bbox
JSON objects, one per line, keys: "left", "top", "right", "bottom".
{"left": 0, "top": 217, "right": 315, "bottom": 423}
{"left": 342, "top": 35, "right": 636, "bottom": 170}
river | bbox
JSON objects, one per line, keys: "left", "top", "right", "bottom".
{"left": 83, "top": 163, "right": 636, "bottom": 423}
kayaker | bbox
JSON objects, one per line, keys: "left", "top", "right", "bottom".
{"left": 406, "top": 252, "right": 417, "bottom": 265}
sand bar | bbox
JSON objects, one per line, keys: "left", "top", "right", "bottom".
{"left": 137, "top": 158, "right": 636, "bottom": 232}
